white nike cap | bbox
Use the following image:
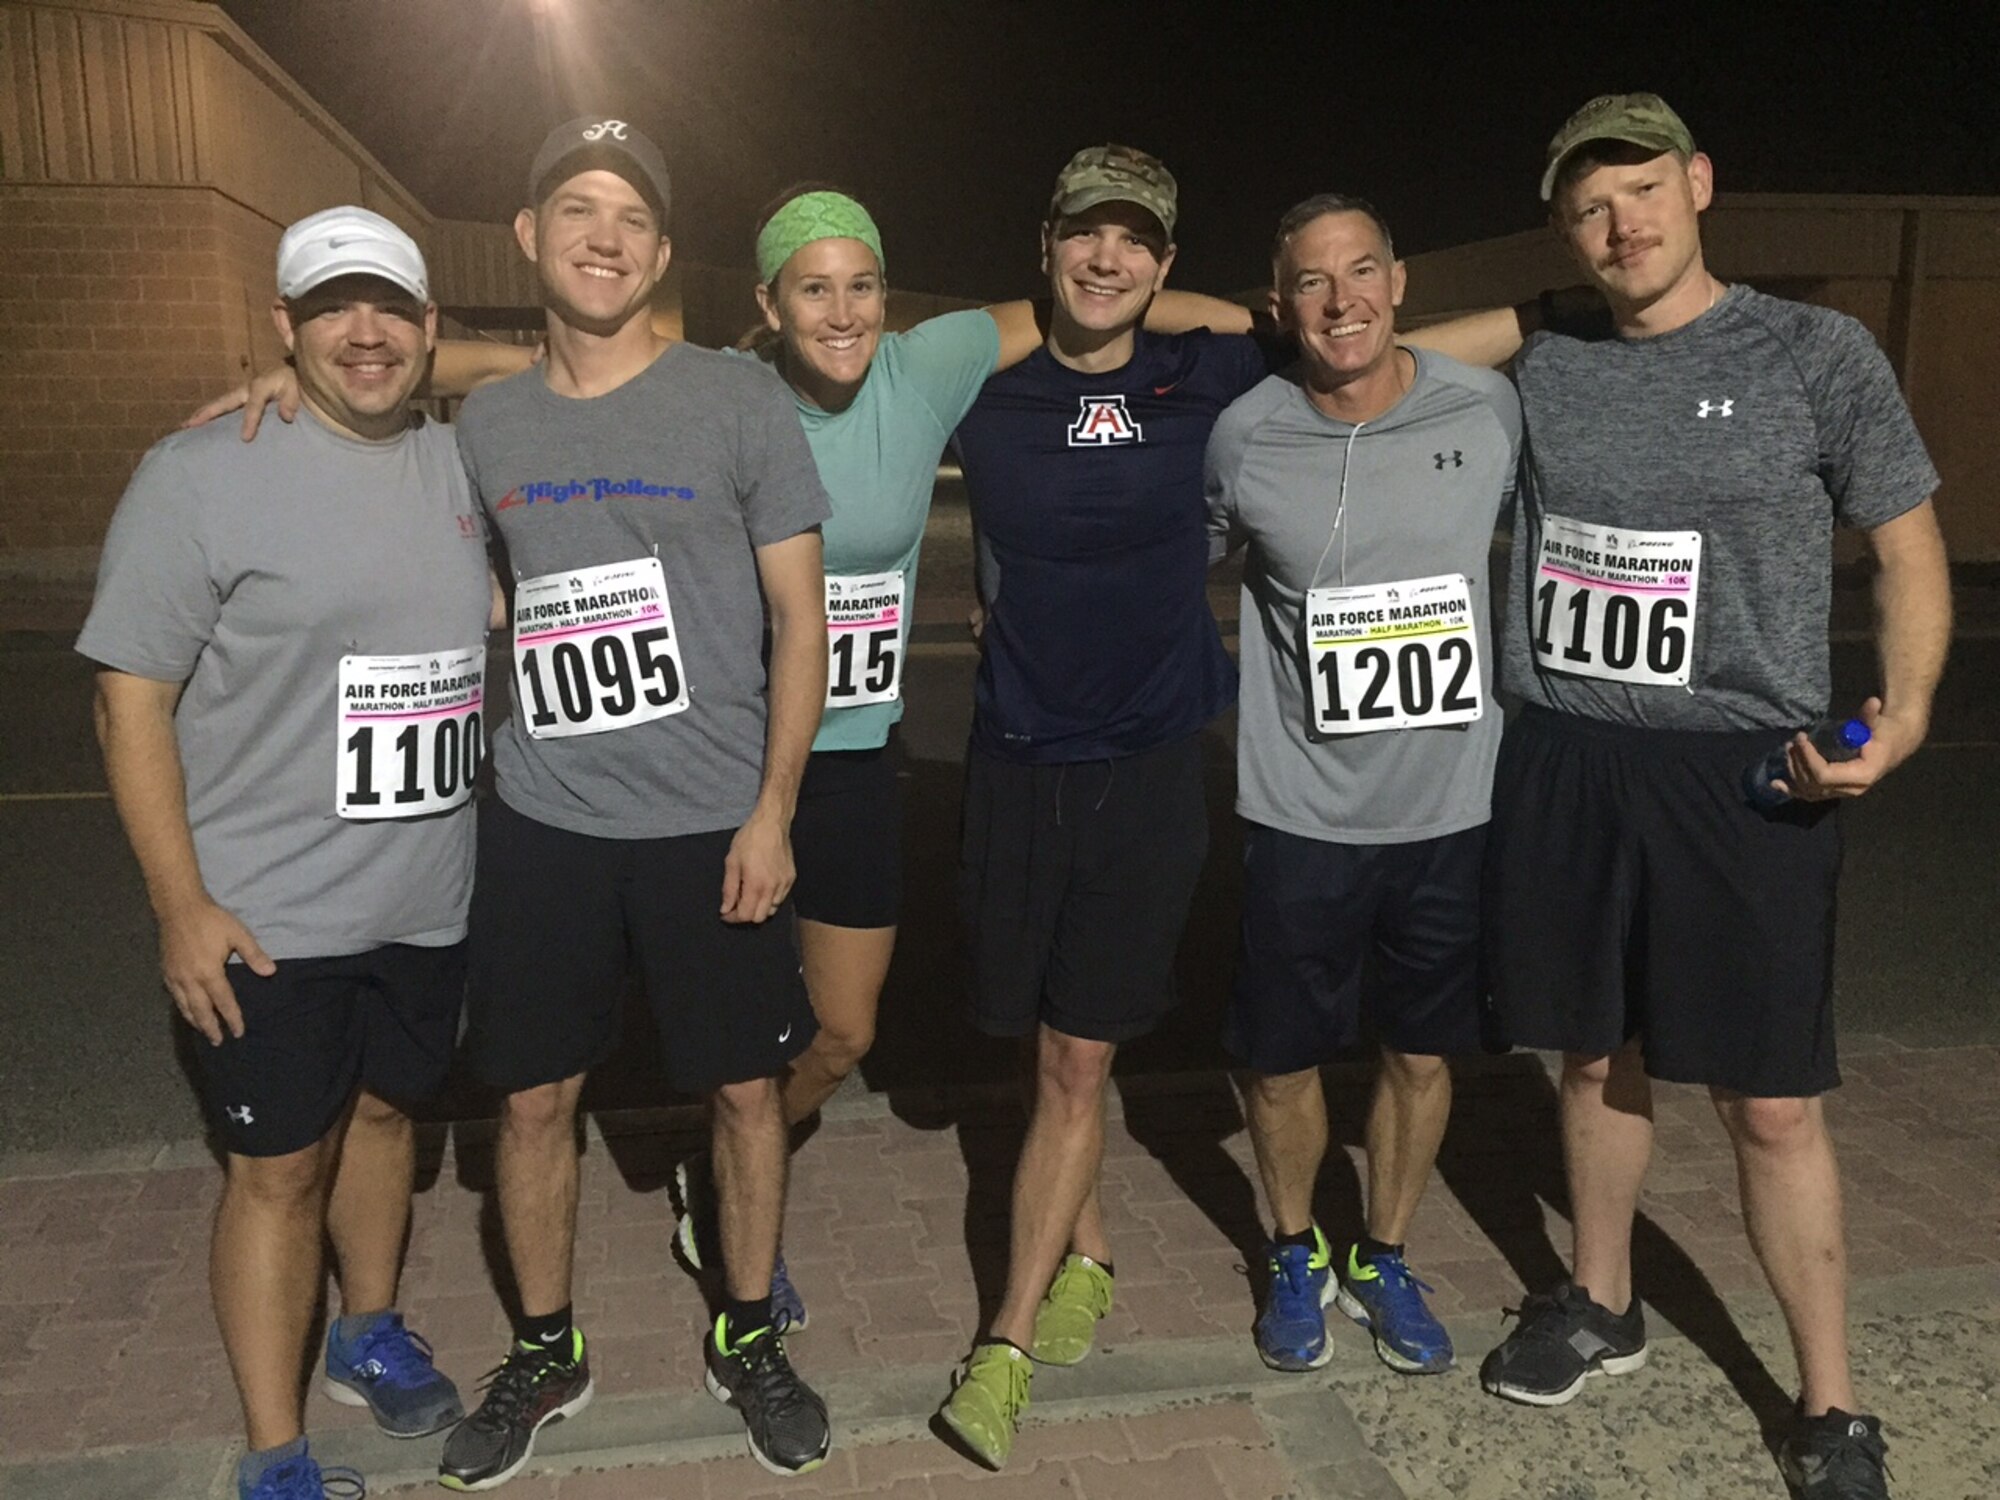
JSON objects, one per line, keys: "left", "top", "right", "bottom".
{"left": 276, "top": 205, "right": 429, "bottom": 301}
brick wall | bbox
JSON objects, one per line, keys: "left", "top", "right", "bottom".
{"left": 0, "top": 182, "right": 255, "bottom": 551}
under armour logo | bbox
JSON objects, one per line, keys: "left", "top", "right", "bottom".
{"left": 1068, "top": 395, "right": 1143, "bottom": 447}
{"left": 226, "top": 1105, "right": 254, "bottom": 1125}
{"left": 581, "top": 119, "right": 629, "bottom": 142}
{"left": 1434, "top": 450, "right": 1463, "bottom": 469}
{"left": 1696, "top": 398, "right": 1734, "bottom": 418}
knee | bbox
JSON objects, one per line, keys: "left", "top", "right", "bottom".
{"left": 1246, "top": 1067, "right": 1319, "bottom": 1111}
{"left": 227, "top": 1145, "right": 331, "bottom": 1206}
{"left": 1037, "top": 1032, "right": 1115, "bottom": 1108}
{"left": 711, "top": 1075, "right": 780, "bottom": 1131}
{"left": 501, "top": 1080, "right": 576, "bottom": 1140}
{"left": 1718, "top": 1094, "right": 1818, "bottom": 1154}
{"left": 810, "top": 1014, "right": 875, "bottom": 1077}
{"left": 1382, "top": 1049, "right": 1448, "bottom": 1088}
{"left": 1562, "top": 1051, "right": 1616, "bottom": 1088}
{"left": 350, "top": 1089, "right": 409, "bottom": 1131}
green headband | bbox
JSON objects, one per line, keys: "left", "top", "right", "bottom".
{"left": 755, "top": 191, "right": 885, "bottom": 285}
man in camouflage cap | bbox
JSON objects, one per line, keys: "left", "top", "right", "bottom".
{"left": 1479, "top": 90, "right": 1948, "bottom": 1500}
{"left": 936, "top": 143, "right": 1292, "bottom": 1465}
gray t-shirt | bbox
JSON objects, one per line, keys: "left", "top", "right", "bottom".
{"left": 1503, "top": 285, "right": 1938, "bottom": 730}
{"left": 1207, "top": 350, "right": 1521, "bottom": 844}
{"left": 77, "top": 411, "right": 491, "bottom": 959}
{"left": 456, "top": 344, "right": 831, "bottom": 839}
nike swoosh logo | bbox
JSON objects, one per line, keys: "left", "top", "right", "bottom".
{"left": 778, "top": 1024, "right": 793, "bottom": 1043}
{"left": 1153, "top": 382, "right": 1180, "bottom": 395}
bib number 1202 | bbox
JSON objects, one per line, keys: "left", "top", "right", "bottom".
{"left": 1315, "top": 638, "right": 1478, "bottom": 727}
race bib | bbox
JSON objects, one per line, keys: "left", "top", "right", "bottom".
{"left": 1532, "top": 515, "right": 1702, "bottom": 686}
{"left": 336, "top": 647, "right": 484, "bottom": 820}
{"left": 825, "top": 570, "right": 904, "bottom": 708}
{"left": 512, "top": 558, "right": 689, "bottom": 740}
{"left": 1304, "top": 573, "right": 1482, "bottom": 736}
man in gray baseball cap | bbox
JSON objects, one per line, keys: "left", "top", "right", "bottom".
{"left": 81, "top": 204, "right": 489, "bottom": 1500}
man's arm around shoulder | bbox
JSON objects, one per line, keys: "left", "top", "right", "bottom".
{"left": 94, "top": 670, "right": 275, "bottom": 1042}
{"left": 722, "top": 529, "right": 827, "bottom": 924}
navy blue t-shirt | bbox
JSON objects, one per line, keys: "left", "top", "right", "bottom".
{"left": 953, "top": 328, "right": 1277, "bottom": 764}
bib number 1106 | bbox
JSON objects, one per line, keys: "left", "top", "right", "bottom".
{"left": 1531, "top": 515, "right": 1701, "bottom": 688}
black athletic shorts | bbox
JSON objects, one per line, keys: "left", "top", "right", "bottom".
{"left": 791, "top": 735, "right": 903, "bottom": 930}
{"left": 959, "top": 733, "right": 1209, "bottom": 1044}
{"left": 1485, "top": 705, "right": 1843, "bottom": 1098}
{"left": 200, "top": 942, "right": 466, "bottom": 1158}
{"left": 464, "top": 797, "right": 816, "bottom": 1095}
{"left": 1226, "top": 821, "right": 1487, "bottom": 1074}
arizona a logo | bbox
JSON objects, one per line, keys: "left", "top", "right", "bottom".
{"left": 1068, "top": 395, "right": 1143, "bottom": 447}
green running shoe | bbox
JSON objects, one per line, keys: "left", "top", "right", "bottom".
{"left": 1029, "top": 1253, "right": 1113, "bottom": 1366}
{"left": 939, "top": 1341, "right": 1032, "bottom": 1470}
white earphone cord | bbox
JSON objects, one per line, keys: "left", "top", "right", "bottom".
{"left": 1304, "top": 419, "right": 1365, "bottom": 593}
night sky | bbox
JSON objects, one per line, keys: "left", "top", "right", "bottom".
{"left": 220, "top": 0, "right": 2000, "bottom": 302}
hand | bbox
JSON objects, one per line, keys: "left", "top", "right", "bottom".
{"left": 1774, "top": 697, "right": 1927, "bottom": 802}
{"left": 720, "top": 809, "right": 795, "bottom": 924}
{"left": 157, "top": 898, "right": 275, "bottom": 1044}
{"left": 967, "top": 603, "right": 986, "bottom": 643}
{"left": 181, "top": 363, "right": 302, "bottom": 441}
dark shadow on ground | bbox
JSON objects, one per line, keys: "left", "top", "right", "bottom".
{"left": 1433, "top": 1057, "right": 1794, "bottom": 1436}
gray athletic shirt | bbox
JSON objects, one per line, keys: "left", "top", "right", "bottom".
{"left": 1503, "top": 285, "right": 1938, "bottom": 730}
{"left": 76, "top": 411, "right": 491, "bottom": 959}
{"left": 455, "top": 344, "right": 831, "bottom": 839}
{"left": 1207, "top": 350, "right": 1521, "bottom": 844}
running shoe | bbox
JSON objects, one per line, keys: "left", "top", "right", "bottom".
{"left": 237, "top": 1444, "right": 363, "bottom": 1500}
{"left": 673, "top": 1154, "right": 809, "bottom": 1329}
{"left": 1029, "top": 1253, "right": 1113, "bottom": 1366}
{"left": 1477, "top": 1280, "right": 1647, "bottom": 1405}
{"left": 1255, "top": 1226, "right": 1334, "bottom": 1371}
{"left": 1778, "top": 1406, "right": 1893, "bottom": 1499}
{"left": 938, "top": 1341, "right": 1031, "bottom": 1470}
{"left": 671, "top": 1154, "right": 722, "bottom": 1272}
{"left": 322, "top": 1310, "right": 463, "bottom": 1437}
{"left": 702, "top": 1313, "right": 830, "bottom": 1475}
{"left": 437, "top": 1331, "right": 594, "bottom": 1492}
{"left": 1333, "top": 1243, "right": 1454, "bottom": 1374}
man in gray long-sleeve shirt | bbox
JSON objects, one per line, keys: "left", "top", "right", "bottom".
{"left": 1207, "top": 194, "right": 1520, "bottom": 1380}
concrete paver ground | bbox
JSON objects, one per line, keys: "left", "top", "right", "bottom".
{"left": 3, "top": 519, "right": 1997, "bottom": 1497}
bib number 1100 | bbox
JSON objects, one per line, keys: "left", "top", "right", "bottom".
{"left": 345, "top": 715, "right": 483, "bottom": 809}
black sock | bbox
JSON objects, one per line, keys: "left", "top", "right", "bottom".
{"left": 724, "top": 1295, "right": 774, "bottom": 1342}
{"left": 514, "top": 1303, "right": 573, "bottom": 1358}
{"left": 1357, "top": 1235, "right": 1404, "bottom": 1263}
{"left": 1275, "top": 1226, "right": 1318, "bottom": 1252}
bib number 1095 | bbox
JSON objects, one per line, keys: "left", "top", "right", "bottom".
{"left": 512, "top": 557, "right": 690, "bottom": 739}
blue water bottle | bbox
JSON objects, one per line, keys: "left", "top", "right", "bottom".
{"left": 1743, "top": 717, "right": 1871, "bottom": 810}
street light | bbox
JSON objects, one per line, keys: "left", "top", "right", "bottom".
{"left": 529, "top": 0, "right": 563, "bottom": 125}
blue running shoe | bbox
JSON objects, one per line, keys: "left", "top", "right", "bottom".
{"left": 238, "top": 1442, "right": 364, "bottom": 1500}
{"left": 1255, "top": 1225, "right": 1335, "bottom": 1371}
{"left": 1333, "top": 1243, "right": 1454, "bottom": 1373}
{"left": 323, "top": 1310, "right": 464, "bottom": 1437}
{"left": 770, "top": 1251, "right": 809, "bottom": 1332}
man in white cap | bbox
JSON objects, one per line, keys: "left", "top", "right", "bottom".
{"left": 81, "top": 205, "right": 492, "bottom": 1500}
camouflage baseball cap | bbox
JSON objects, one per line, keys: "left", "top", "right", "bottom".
{"left": 1049, "top": 144, "right": 1178, "bottom": 239}
{"left": 1540, "top": 93, "right": 1696, "bottom": 201}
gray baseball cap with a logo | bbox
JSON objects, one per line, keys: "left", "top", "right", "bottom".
{"left": 528, "top": 116, "right": 672, "bottom": 225}
{"left": 1540, "top": 92, "right": 1696, "bottom": 201}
